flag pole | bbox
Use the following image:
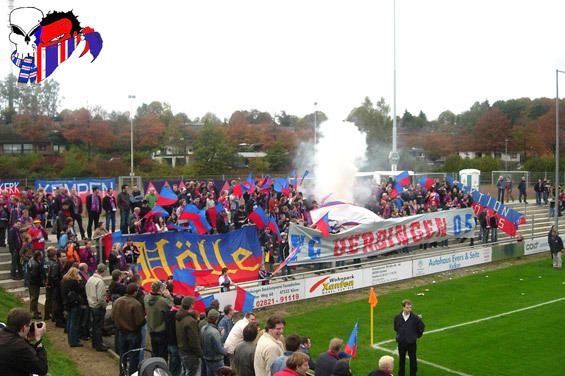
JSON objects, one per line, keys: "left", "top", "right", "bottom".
{"left": 370, "top": 302, "right": 374, "bottom": 346}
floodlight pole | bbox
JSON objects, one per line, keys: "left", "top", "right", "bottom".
{"left": 388, "top": 0, "right": 399, "bottom": 171}
{"left": 555, "top": 70, "right": 565, "bottom": 230}
{"left": 128, "top": 95, "right": 136, "bottom": 177}
{"left": 314, "top": 101, "right": 318, "bottom": 146}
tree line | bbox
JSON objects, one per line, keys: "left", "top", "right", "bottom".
{"left": 0, "top": 74, "right": 562, "bottom": 178}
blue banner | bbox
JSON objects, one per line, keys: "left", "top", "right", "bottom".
{"left": 471, "top": 191, "right": 525, "bottom": 225}
{"left": 121, "top": 226, "right": 262, "bottom": 289}
{"left": 0, "top": 179, "right": 22, "bottom": 197}
{"left": 35, "top": 178, "right": 116, "bottom": 195}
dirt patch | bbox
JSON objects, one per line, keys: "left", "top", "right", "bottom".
{"left": 253, "top": 253, "right": 550, "bottom": 320}
{"left": 43, "top": 320, "right": 119, "bottom": 376}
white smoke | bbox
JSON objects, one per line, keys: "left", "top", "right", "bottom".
{"left": 313, "top": 120, "right": 367, "bottom": 203}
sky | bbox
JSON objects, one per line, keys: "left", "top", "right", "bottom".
{"left": 3, "top": 0, "right": 565, "bottom": 123}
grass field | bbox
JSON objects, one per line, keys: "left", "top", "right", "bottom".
{"left": 0, "top": 288, "right": 82, "bottom": 376}
{"left": 284, "top": 258, "right": 565, "bottom": 376}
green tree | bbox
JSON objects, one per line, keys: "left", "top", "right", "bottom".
{"left": 266, "top": 141, "right": 290, "bottom": 171}
{"left": 192, "top": 123, "right": 237, "bottom": 174}
{"left": 347, "top": 97, "right": 392, "bottom": 144}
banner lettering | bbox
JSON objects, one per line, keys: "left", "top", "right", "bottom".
{"left": 288, "top": 208, "right": 475, "bottom": 264}
{"left": 120, "top": 226, "right": 262, "bottom": 290}
{"left": 35, "top": 178, "right": 116, "bottom": 203}
{"left": 0, "top": 179, "right": 21, "bottom": 197}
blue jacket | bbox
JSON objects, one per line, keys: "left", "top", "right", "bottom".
{"left": 218, "top": 316, "right": 234, "bottom": 344}
{"left": 201, "top": 323, "right": 225, "bottom": 362}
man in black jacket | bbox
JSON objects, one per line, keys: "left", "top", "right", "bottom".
{"left": 394, "top": 299, "right": 425, "bottom": 376}
{"left": 7, "top": 220, "right": 23, "bottom": 280}
{"left": 548, "top": 226, "right": 563, "bottom": 269}
{"left": 0, "top": 308, "right": 48, "bottom": 376}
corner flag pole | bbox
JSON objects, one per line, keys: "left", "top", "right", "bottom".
{"left": 368, "top": 287, "right": 378, "bottom": 345}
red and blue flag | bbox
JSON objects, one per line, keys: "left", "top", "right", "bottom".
{"left": 313, "top": 212, "right": 330, "bottom": 238}
{"left": 234, "top": 286, "right": 255, "bottom": 313}
{"left": 418, "top": 176, "right": 434, "bottom": 189}
{"left": 156, "top": 185, "right": 179, "bottom": 206}
{"left": 344, "top": 321, "right": 359, "bottom": 359}
{"left": 396, "top": 171, "right": 411, "bottom": 187}
{"left": 243, "top": 173, "right": 256, "bottom": 193}
{"left": 233, "top": 183, "right": 243, "bottom": 197}
{"left": 194, "top": 295, "right": 215, "bottom": 314}
{"left": 268, "top": 215, "right": 282, "bottom": 241}
{"left": 248, "top": 206, "right": 269, "bottom": 230}
{"left": 299, "top": 170, "right": 309, "bottom": 186}
{"left": 173, "top": 268, "right": 198, "bottom": 296}
{"left": 143, "top": 205, "right": 170, "bottom": 219}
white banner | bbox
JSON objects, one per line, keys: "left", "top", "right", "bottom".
{"left": 247, "top": 280, "right": 305, "bottom": 308}
{"left": 289, "top": 208, "right": 475, "bottom": 264}
{"left": 524, "top": 237, "right": 550, "bottom": 255}
{"left": 412, "top": 247, "right": 492, "bottom": 277}
{"left": 363, "top": 260, "right": 413, "bottom": 286}
{"left": 304, "top": 270, "right": 364, "bottom": 298}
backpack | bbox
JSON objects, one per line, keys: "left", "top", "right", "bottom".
{"left": 137, "top": 357, "right": 172, "bottom": 376}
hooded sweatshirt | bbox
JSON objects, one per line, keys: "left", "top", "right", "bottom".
{"left": 175, "top": 309, "right": 203, "bottom": 356}
{"left": 144, "top": 292, "right": 173, "bottom": 333}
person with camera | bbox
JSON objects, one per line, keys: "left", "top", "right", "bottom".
{"left": 0, "top": 307, "right": 48, "bottom": 376}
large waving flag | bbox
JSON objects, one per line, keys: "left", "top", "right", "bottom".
{"left": 343, "top": 321, "right": 359, "bottom": 359}
{"left": 313, "top": 212, "right": 330, "bottom": 238}
{"left": 396, "top": 171, "right": 411, "bottom": 187}
{"left": 248, "top": 206, "right": 269, "bottom": 230}
{"left": 156, "top": 186, "right": 178, "bottom": 206}
{"left": 143, "top": 205, "right": 170, "bottom": 219}
{"left": 234, "top": 286, "right": 255, "bottom": 313}
{"left": 274, "top": 178, "right": 289, "bottom": 193}
{"left": 418, "top": 176, "right": 434, "bottom": 189}
{"left": 180, "top": 204, "right": 212, "bottom": 234}
{"left": 194, "top": 295, "right": 215, "bottom": 314}
{"left": 173, "top": 268, "right": 198, "bottom": 296}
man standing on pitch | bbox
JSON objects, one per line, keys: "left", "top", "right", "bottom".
{"left": 394, "top": 299, "right": 425, "bottom": 376}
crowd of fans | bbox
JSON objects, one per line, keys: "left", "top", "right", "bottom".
{"left": 0, "top": 175, "right": 513, "bottom": 376}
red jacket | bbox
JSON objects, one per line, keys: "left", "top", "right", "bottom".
{"left": 273, "top": 368, "right": 300, "bottom": 376}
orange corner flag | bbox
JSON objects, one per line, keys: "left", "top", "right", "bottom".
{"left": 369, "top": 287, "right": 378, "bottom": 308}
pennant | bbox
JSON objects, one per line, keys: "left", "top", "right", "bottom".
{"left": 234, "top": 286, "right": 255, "bottom": 313}
{"left": 273, "top": 247, "right": 298, "bottom": 275}
{"left": 220, "top": 180, "right": 230, "bottom": 194}
{"left": 143, "top": 205, "right": 170, "bottom": 219}
{"left": 299, "top": 170, "right": 309, "bottom": 186}
{"left": 193, "top": 295, "right": 215, "bottom": 314}
{"left": 156, "top": 186, "right": 178, "bottom": 206}
{"left": 368, "top": 287, "right": 378, "bottom": 308}
{"left": 396, "top": 171, "right": 411, "bottom": 187}
{"left": 248, "top": 206, "right": 269, "bottom": 230}
{"left": 178, "top": 180, "right": 186, "bottom": 191}
{"left": 313, "top": 212, "right": 330, "bottom": 238}
{"left": 343, "top": 321, "right": 359, "bottom": 359}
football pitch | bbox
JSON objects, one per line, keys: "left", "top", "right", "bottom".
{"left": 284, "top": 257, "right": 565, "bottom": 375}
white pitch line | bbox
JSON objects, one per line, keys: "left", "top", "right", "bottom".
{"left": 376, "top": 296, "right": 565, "bottom": 346}
{"left": 373, "top": 344, "right": 473, "bottom": 376}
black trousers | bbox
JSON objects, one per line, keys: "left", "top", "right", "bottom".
{"left": 150, "top": 331, "right": 169, "bottom": 360}
{"left": 73, "top": 212, "right": 86, "bottom": 239}
{"left": 398, "top": 342, "right": 417, "bottom": 376}
{"left": 87, "top": 212, "right": 100, "bottom": 239}
{"left": 91, "top": 307, "right": 106, "bottom": 350}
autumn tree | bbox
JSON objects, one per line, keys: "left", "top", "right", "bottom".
{"left": 473, "top": 107, "right": 511, "bottom": 152}
{"left": 134, "top": 113, "right": 165, "bottom": 149}
{"left": 61, "top": 108, "right": 115, "bottom": 157}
